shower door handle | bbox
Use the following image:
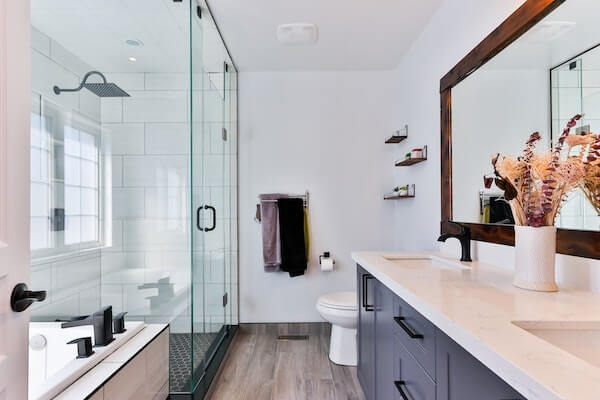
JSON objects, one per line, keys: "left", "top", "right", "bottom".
{"left": 196, "top": 206, "right": 204, "bottom": 231}
{"left": 205, "top": 205, "right": 216, "bottom": 232}
{"left": 196, "top": 205, "right": 216, "bottom": 232}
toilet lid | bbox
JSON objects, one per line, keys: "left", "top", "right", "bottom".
{"left": 318, "top": 291, "right": 357, "bottom": 311}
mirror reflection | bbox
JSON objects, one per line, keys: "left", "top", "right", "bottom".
{"left": 452, "top": 0, "right": 600, "bottom": 230}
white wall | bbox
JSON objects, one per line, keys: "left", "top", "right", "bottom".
{"left": 239, "top": 71, "right": 396, "bottom": 322}
{"left": 391, "top": 0, "right": 600, "bottom": 291}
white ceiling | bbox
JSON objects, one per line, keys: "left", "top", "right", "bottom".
{"left": 206, "top": 0, "right": 443, "bottom": 72}
{"left": 31, "top": 0, "right": 230, "bottom": 74}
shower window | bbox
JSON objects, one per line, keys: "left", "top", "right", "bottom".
{"left": 30, "top": 93, "right": 102, "bottom": 258}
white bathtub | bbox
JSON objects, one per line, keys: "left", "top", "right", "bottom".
{"left": 28, "top": 321, "right": 145, "bottom": 400}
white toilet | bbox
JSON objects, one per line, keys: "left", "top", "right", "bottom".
{"left": 316, "top": 291, "right": 358, "bottom": 366}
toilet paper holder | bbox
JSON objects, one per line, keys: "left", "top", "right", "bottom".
{"left": 319, "top": 252, "right": 335, "bottom": 265}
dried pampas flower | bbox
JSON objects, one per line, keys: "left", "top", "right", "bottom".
{"left": 492, "top": 115, "right": 585, "bottom": 227}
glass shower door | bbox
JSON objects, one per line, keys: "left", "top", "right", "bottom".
{"left": 190, "top": 7, "right": 227, "bottom": 389}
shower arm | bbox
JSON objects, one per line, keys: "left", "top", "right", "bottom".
{"left": 53, "top": 71, "right": 108, "bottom": 94}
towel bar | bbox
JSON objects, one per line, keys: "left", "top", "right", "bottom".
{"left": 255, "top": 191, "right": 309, "bottom": 222}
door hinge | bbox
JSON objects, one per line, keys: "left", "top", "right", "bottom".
{"left": 222, "top": 292, "right": 228, "bottom": 307}
{"left": 197, "top": 5, "right": 202, "bottom": 19}
{"left": 222, "top": 127, "right": 228, "bottom": 141}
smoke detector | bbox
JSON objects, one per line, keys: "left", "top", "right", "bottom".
{"left": 276, "top": 23, "right": 318, "bottom": 46}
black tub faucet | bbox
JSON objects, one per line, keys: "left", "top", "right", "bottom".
{"left": 61, "top": 306, "right": 115, "bottom": 346}
{"left": 437, "top": 222, "right": 472, "bottom": 262}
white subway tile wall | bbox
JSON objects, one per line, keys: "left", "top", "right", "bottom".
{"left": 99, "top": 69, "right": 238, "bottom": 332}
{"left": 552, "top": 56, "right": 600, "bottom": 230}
{"left": 30, "top": 27, "right": 103, "bottom": 319}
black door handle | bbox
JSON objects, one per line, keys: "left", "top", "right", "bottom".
{"left": 394, "top": 381, "right": 411, "bottom": 400}
{"left": 362, "top": 274, "right": 374, "bottom": 311}
{"left": 205, "top": 205, "right": 216, "bottom": 232}
{"left": 394, "top": 316, "right": 424, "bottom": 339}
{"left": 11, "top": 283, "right": 46, "bottom": 312}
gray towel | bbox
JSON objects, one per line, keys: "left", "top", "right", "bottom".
{"left": 259, "top": 193, "right": 288, "bottom": 272}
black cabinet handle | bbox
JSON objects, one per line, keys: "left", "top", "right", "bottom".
{"left": 205, "top": 205, "right": 216, "bottom": 232}
{"left": 362, "top": 274, "right": 374, "bottom": 311}
{"left": 11, "top": 283, "right": 46, "bottom": 312}
{"left": 394, "top": 316, "right": 424, "bottom": 339}
{"left": 394, "top": 381, "right": 411, "bottom": 400}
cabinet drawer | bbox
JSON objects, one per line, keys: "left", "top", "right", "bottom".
{"left": 393, "top": 295, "right": 436, "bottom": 379}
{"left": 394, "top": 333, "right": 436, "bottom": 400}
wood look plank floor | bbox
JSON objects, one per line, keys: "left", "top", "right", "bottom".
{"left": 207, "top": 323, "right": 365, "bottom": 400}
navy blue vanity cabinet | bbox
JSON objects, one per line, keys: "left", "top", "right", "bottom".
{"left": 357, "top": 265, "right": 376, "bottom": 400}
{"left": 374, "top": 281, "right": 398, "bottom": 400}
{"left": 356, "top": 264, "right": 526, "bottom": 400}
{"left": 436, "top": 331, "right": 525, "bottom": 400}
{"left": 393, "top": 334, "right": 436, "bottom": 400}
{"left": 393, "top": 294, "right": 436, "bottom": 379}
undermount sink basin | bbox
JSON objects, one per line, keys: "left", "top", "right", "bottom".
{"left": 383, "top": 255, "right": 471, "bottom": 271}
{"left": 513, "top": 320, "right": 600, "bottom": 368}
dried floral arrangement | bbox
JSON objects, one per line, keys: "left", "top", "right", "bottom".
{"left": 566, "top": 129, "right": 600, "bottom": 215}
{"left": 492, "top": 115, "right": 588, "bottom": 227}
{"left": 581, "top": 163, "right": 600, "bottom": 215}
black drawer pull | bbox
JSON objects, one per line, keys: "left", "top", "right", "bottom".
{"left": 394, "top": 317, "right": 423, "bottom": 339}
{"left": 394, "top": 380, "right": 411, "bottom": 400}
{"left": 362, "top": 274, "right": 374, "bottom": 311}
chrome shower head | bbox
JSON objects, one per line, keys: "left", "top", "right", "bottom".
{"left": 53, "top": 71, "right": 130, "bottom": 98}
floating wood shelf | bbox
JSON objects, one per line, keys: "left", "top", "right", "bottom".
{"left": 385, "top": 125, "right": 409, "bottom": 144}
{"left": 395, "top": 157, "right": 427, "bottom": 166}
{"left": 385, "top": 135, "right": 407, "bottom": 144}
{"left": 384, "top": 195, "right": 415, "bottom": 200}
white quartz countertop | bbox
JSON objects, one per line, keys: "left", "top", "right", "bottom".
{"left": 351, "top": 251, "right": 600, "bottom": 400}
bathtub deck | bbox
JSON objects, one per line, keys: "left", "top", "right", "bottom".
{"left": 206, "top": 323, "right": 365, "bottom": 400}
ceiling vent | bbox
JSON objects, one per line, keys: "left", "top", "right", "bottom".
{"left": 276, "top": 23, "right": 318, "bottom": 46}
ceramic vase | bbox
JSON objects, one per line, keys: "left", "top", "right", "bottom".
{"left": 513, "top": 225, "right": 558, "bottom": 292}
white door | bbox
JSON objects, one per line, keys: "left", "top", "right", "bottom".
{"left": 0, "top": 0, "right": 32, "bottom": 399}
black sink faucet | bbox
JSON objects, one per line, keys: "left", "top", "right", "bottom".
{"left": 61, "top": 306, "right": 115, "bottom": 346}
{"left": 437, "top": 222, "right": 472, "bottom": 262}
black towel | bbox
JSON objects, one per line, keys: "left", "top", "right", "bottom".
{"left": 277, "top": 198, "right": 307, "bottom": 277}
{"left": 490, "top": 197, "right": 515, "bottom": 224}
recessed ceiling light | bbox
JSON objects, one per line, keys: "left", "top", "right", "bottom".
{"left": 276, "top": 23, "right": 318, "bottom": 46}
{"left": 125, "top": 39, "right": 144, "bottom": 47}
{"left": 128, "top": 57, "right": 137, "bottom": 62}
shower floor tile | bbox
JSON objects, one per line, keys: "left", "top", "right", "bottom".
{"left": 170, "top": 332, "right": 219, "bottom": 393}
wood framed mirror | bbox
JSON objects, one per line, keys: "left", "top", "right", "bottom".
{"left": 440, "top": 0, "right": 600, "bottom": 259}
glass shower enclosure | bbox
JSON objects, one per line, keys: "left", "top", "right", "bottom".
{"left": 28, "top": 0, "right": 238, "bottom": 398}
